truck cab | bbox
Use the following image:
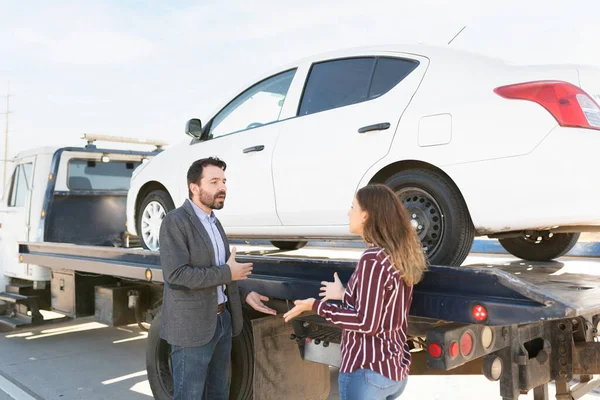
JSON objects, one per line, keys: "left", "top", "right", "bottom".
{"left": 0, "top": 135, "right": 165, "bottom": 321}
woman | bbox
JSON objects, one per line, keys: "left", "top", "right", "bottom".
{"left": 283, "top": 184, "right": 427, "bottom": 400}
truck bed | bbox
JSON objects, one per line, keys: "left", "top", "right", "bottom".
{"left": 18, "top": 242, "right": 600, "bottom": 326}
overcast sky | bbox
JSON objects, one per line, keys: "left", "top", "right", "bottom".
{"left": 1, "top": 0, "right": 599, "bottom": 175}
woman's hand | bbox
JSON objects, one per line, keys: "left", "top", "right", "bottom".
{"left": 319, "top": 272, "right": 345, "bottom": 302}
{"left": 283, "top": 298, "right": 316, "bottom": 322}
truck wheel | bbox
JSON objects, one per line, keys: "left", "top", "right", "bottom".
{"left": 270, "top": 241, "right": 308, "bottom": 251}
{"left": 146, "top": 310, "right": 255, "bottom": 400}
{"left": 499, "top": 232, "right": 580, "bottom": 261}
{"left": 146, "top": 312, "right": 173, "bottom": 400}
{"left": 230, "top": 312, "right": 254, "bottom": 399}
{"left": 137, "top": 190, "right": 174, "bottom": 251}
{"left": 385, "top": 169, "right": 474, "bottom": 266}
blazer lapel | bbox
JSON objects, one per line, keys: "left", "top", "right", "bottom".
{"left": 183, "top": 200, "right": 216, "bottom": 264}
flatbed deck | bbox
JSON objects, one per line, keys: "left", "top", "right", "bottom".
{"left": 18, "top": 242, "right": 600, "bottom": 327}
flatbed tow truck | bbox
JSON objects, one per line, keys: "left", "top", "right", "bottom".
{"left": 4, "top": 136, "right": 600, "bottom": 399}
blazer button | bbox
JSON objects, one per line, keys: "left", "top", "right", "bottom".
{"left": 212, "top": 291, "right": 216, "bottom": 294}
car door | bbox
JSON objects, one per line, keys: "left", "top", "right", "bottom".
{"left": 0, "top": 157, "right": 35, "bottom": 280}
{"left": 177, "top": 68, "right": 299, "bottom": 227}
{"left": 272, "top": 53, "right": 427, "bottom": 226}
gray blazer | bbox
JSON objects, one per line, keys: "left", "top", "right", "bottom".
{"left": 158, "top": 200, "right": 248, "bottom": 347}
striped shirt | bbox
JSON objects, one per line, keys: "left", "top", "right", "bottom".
{"left": 312, "top": 247, "right": 413, "bottom": 381}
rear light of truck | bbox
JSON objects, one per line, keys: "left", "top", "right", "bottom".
{"left": 428, "top": 343, "right": 442, "bottom": 358}
{"left": 449, "top": 341, "right": 459, "bottom": 358}
{"left": 481, "top": 326, "right": 494, "bottom": 349}
{"left": 427, "top": 324, "right": 507, "bottom": 371}
{"left": 472, "top": 304, "right": 488, "bottom": 322}
{"left": 460, "top": 331, "right": 474, "bottom": 356}
{"left": 494, "top": 80, "right": 600, "bottom": 131}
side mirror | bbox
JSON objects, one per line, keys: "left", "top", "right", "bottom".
{"left": 185, "top": 119, "right": 203, "bottom": 139}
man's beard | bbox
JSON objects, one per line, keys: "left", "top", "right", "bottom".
{"left": 199, "top": 189, "right": 226, "bottom": 210}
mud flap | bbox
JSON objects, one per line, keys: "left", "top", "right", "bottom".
{"left": 252, "top": 315, "right": 330, "bottom": 400}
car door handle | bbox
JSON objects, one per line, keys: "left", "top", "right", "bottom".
{"left": 243, "top": 145, "right": 265, "bottom": 153}
{"left": 358, "top": 122, "right": 391, "bottom": 133}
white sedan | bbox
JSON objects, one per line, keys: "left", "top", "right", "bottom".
{"left": 126, "top": 44, "right": 600, "bottom": 266}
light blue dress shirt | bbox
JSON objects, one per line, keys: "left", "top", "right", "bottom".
{"left": 188, "top": 199, "right": 228, "bottom": 304}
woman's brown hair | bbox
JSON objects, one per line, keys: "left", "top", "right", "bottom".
{"left": 356, "top": 184, "right": 427, "bottom": 286}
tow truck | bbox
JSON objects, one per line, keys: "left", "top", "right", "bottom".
{"left": 3, "top": 136, "right": 600, "bottom": 399}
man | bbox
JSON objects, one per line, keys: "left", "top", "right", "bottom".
{"left": 159, "top": 157, "right": 276, "bottom": 400}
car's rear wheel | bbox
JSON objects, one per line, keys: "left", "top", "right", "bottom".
{"left": 137, "top": 190, "right": 175, "bottom": 251}
{"left": 270, "top": 241, "right": 308, "bottom": 251}
{"left": 498, "top": 232, "right": 580, "bottom": 261}
{"left": 385, "top": 169, "right": 474, "bottom": 266}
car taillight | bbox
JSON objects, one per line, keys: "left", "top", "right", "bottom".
{"left": 460, "top": 332, "right": 474, "bottom": 356}
{"left": 494, "top": 80, "right": 600, "bottom": 131}
{"left": 472, "top": 304, "right": 488, "bottom": 322}
{"left": 428, "top": 343, "right": 442, "bottom": 358}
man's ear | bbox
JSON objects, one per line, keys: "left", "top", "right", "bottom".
{"left": 189, "top": 183, "right": 199, "bottom": 197}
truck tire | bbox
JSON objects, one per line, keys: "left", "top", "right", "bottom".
{"left": 146, "top": 311, "right": 173, "bottom": 400}
{"left": 146, "top": 310, "right": 255, "bottom": 400}
{"left": 385, "top": 169, "right": 474, "bottom": 266}
{"left": 499, "top": 232, "right": 580, "bottom": 261}
{"left": 270, "top": 241, "right": 308, "bottom": 251}
{"left": 230, "top": 312, "right": 254, "bottom": 399}
{"left": 137, "top": 190, "right": 175, "bottom": 251}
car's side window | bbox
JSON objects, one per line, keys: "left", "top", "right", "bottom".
{"left": 298, "top": 57, "right": 419, "bottom": 116}
{"left": 8, "top": 163, "right": 32, "bottom": 208}
{"left": 298, "top": 58, "right": 375, "bottom": 116}
{"left": 368, "top": 57, "right": 419, "bottom": 100}
{"left": 208, "top": 69, "right": 297, "bottom": 139}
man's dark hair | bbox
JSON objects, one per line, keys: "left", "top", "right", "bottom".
{"left": 187, "top": 157, "right": 227, "bottom": 198}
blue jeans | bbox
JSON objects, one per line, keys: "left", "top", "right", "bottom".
{"left": 338, "top": 368, "right": 408, "bottom": 400}
{"left": 170, "top": 309, "right": 232, "bottom": 400}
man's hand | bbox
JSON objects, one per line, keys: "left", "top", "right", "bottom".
{"left": 283, "top": 298, "right": 316, "bottom": 323}
{"left": 228, "top": 247, "right": 253, "bottom": 281}
{"left": 245, "top": 292, "right": 277, "bottom": 315}
{"left": 319, "top": 272, "right": 345, "bottom": 302}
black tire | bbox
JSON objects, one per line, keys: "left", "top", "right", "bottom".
{"left": 146, "top": 311, "right": 173, "bottom": 400}
{"left": 270, "top": 241, "right": 308, "bottom": 251}
{"left": 385, "top": 169, "right": 474, "bottom": 266}
{"left": 137, "top": 190, "right": 175, "bottom": 251}
{"left": 499, "top": 232, "right": 580, "bottom": 261}
{"left": 230, "top": 312, "right": 254, "bottom": 399}
{"left": 146, "top": 310, "right": 255, "bottom": 400}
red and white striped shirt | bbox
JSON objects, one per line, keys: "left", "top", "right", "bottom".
{"left": 312, "top": 247, "right": 413, "bottom": 381}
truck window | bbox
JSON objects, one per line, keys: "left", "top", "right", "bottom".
{"left": 67, "top": 160, "right": 140, "bottom": 191}
{"left": 8, "top": 163, "right": 33, "bottom": 207}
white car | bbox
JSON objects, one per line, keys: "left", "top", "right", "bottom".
{"left": 126, "top": 44, "right": 600, "bottom": 266}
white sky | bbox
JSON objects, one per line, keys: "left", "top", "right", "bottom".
{"left": 1, "top": 0, "right": 599, "bottom": 177}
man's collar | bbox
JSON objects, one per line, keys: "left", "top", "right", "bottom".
{"left": 187, "top": 198, "right": 215, "bottom": 222}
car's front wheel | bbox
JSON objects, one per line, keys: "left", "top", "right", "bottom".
{"left": 498, "top": 232, "right": 580, "bottom": 261}
{"left": 385, "top": 169, "right": 474, "bottom": 267}
{"left": 137, "top": 190, "right": 175, "bottom": 251}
